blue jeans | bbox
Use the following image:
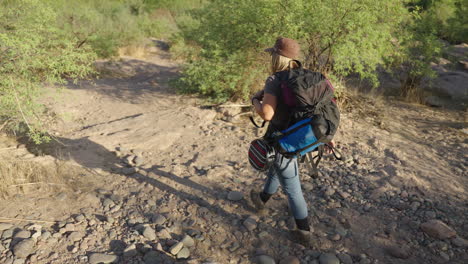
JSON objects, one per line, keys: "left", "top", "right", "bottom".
{"left": 263, "top": 154, "right": 308, "bottom": 219}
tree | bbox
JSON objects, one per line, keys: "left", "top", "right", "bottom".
{"left": 174, "top": 0, "right": 412, "bottom": 102}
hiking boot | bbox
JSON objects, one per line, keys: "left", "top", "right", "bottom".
{"left": 250, "top": 190, "right": 268, "bottom": 216}
{"left": 292, "top": 229, "right": 312, "bottom": 247}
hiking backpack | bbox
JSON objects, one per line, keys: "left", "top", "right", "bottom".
{"left": 249, "top": 60, "right": 342, "bottom": 176}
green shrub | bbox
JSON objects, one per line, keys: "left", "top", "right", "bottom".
{"left": 445, "top": 0, "right": 468, "bottom": 43}
{"left": 397, "top": 6, "right": 442, "bottom": 98}
{"left": 50, "top": 0, "right": 161, "bottom": 58}
{"left": 0, "top": 0, "right": 96, "bottom": 143}
{"left": 408, "top": 0, "right": 468, "bottom": 43}
{"left": 1, "top": 0, "right": 179, "bottom": 143}
{"left": 173, "top": 0, "right": 411, "bottom": 102}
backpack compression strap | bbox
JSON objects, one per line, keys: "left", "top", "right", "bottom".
{"left": 249, "top": 116, "right": 266, "bottom": 128}
{"left": 304, "top": 142, "right": 343, "bottom": 178}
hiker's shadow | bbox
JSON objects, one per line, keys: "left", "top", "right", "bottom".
{"left": 29, "top": 134, "right": 256, "bottom": 215}
{"left": 21, "top": 135, "right": 262, "bottom": 260}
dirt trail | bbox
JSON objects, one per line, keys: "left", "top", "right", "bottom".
{"left": 0, "top": 41, "right": 467, "bottom": 264}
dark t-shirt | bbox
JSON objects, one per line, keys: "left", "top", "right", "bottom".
{"left": 263, "top": 74, "right": 290, "bottom": 131}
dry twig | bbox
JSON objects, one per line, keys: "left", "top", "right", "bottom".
{"left": 0, "top": 217, "right": 56, "bottom": 224}
{"left": 10, "top": 182, "right": 65, "bottom": 187}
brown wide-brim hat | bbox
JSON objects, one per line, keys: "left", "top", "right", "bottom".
{"left": 264, "top": 37, "right": 300, "bottom": 59}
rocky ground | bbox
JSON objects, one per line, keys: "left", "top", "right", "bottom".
{"left": 0, "top": 40, "right": 466, "bottom": 264}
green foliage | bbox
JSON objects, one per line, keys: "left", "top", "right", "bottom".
{"left": 408, "top": 0, "right": 468, "bottom": 43}
{"left": 49, "top": 0, "right": 162, "bottom": 58}
{"left": 0, "top": 0, "right": 179, "bottom": 143}
{"left": 445, "top": 0, "right": 468, "bottom": 43}
{"left": 173, "top": 0, "right": 411, "bottom": 102}
{"left": 0, "top": 0, "right": 96, "bottom": 143}
{"left": 397, "top": 6, "right": 442, "bottom": 97}
{"left": 143, "top": 0, "right": 205, "bottom": 13}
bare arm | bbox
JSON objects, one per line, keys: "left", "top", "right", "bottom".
{"left": 253, "top": 92, "right": 276, "bottom": 121}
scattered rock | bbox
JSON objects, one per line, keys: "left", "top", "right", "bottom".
{"left": 319, "top": 253, "right": 340, "bottom": 264}
{"left": 279, "top": 256, "right": 300, "bottom": 264}
{"left": 452, "top": 236, "right": 468, "bottom": 248}
{"left": 181, "top": 235, "right": 195, "bottom": 247}
{"left": 88, "top": 253, "right": 118, "bottom": 264}
{"left": 169, "top": 242, "right": 184, "bottom": 255}
{"left": 102, "top": 198, "right": 115, "bottom": 208}
{"left": 243, "top": 217, "right": 257, "bottom": 231}
{"left": 157, "top": 229, "right": 171, "bottom": 239}
{"left": 121, "top": 167, "right": 137, "bottom": 175}
{"left": 324, "top": 187, "right": 335, "bottom": 197}
{"left": 424, "top": 211, "right": 437, "bottom": 219}
{"left": 439, "top": 251, "right": 450, "bottom": 261}
{"left": 2, "top": 228, "right": 14, "bottom": 239}
{"left": 177, "top": 247, "right": 190, "bottom": 259}
{"left": 337, "top": 253, "right": 353, "bottom": 264}
{"left": 227, "top": 191, "right": 244, "bottom": 201}
{"left": 142, "top": 226, "right": 156, "bottom": 240}
{"left": 330, "top": 233, "right": 341, "bottom": 241}
{"left": 143, "top": 251, "right": 160, "bottom": 264}
{"left": 13, "top": 230, "right": 30, "bottom": 239}
{"left": 155, "top": 242, "right": 163, "bottom": 251}
{"left": 151, "top": 214, "right": 167, "bottom": 225}
{"left": 256, "top": 255, "right": 276, "bottom": 264}
{"left": 123, "top": 244, "right": 138, "bottom": 257}
{"left": 133, "top": 156, "right": 144, "bottom": 166}
{"left": 12, "top": 239, "right": 35, "bottom": 258}
{"left": 386, "top": 245, "right": 411, "bottom": 259}
{"left": 421, "top": 220, "right": 457, "bottom": 239}
{"left": 68, "top": 231, "right": 84, "bottom": 242}
{"left": 0, "top": 223, "right": 13, "bottom": 231}
{"left": 75, "top": 214, "right": 86, "bottom": 222}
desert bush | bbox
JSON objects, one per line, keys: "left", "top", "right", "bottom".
{"left": 50, "top": 0, "right": 162, "bottom": 58}
{"left": 0, "top": 0, "right": 173, "bottom": 143}
{"left": 397, "top": 6, "right": 442, "bottom": 99}
{"left": 0, "top": 0, "right": 96, "bottom": 143}
{"left": 445, "top": 0, "right": 468, "bottom": 43}
{"left": 408, "top": 0, "right": 468, "bottom": 44}
{"left": 173, "top": 0, "right": 411, "bottom": 102}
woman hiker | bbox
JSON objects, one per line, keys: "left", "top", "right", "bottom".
{"left": 250, "top": 37, "right": 313, "bottom": 246}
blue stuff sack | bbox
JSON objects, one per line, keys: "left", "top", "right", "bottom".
{"left": 274, "top": 115, "right": 330, "bottom": 158}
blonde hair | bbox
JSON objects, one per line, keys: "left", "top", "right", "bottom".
{"left": 270, "top": 52, "right": 299, "bottom": 74}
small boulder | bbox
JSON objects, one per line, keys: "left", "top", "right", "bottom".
{"left": 386, "top": 245, "right": 411, "bottom": 259}
{"left": 142, "top": 226, "right": 156, "bottom": 240}
{"left": 13, "top": 230, "right": 31, "bottom": 239}
{"left": 169, "top": 242, "right": 184, "bottom": 255}
{"left": 177, "top": 247, "right": 190, "bottom": 259}
{"left": 319, "top": 253, "right": 340, "bottom": 264}
{"left": 256, "top": 255, "right": 276, "bottom": 264}
{"left": 143, "top": 251, "right": 160, "bottom": 264}
{"left": 279, "top": 256, "right": 300, "bottom": 264}
{"left": 151, "top": 214, "right": 167, "bottom": 225}
{"left": 452, "top": 236, "right": 468, "bottom": 248}
{"left": 227, "top": 191, "right": 244, "bottom": 201}
{"left": 67, "top": 231, "right": 84, "bottom": 242}
{"left": 123, "top": 244, "right": 137, "bottom": 257}
{"left": 0, "top": 223, "right": 13, "bottom": 231}
{"left": 421, "top": 220, "right": 457, "bottom": 239}
{"left": 181, "top": 235, "right": 195, "bottom": 247}
{"left": 243, "top": 217, "right": 257, "bottom": 231}
{"left": 13, "top": 238, "right": 35, "bottom": 258}
{"left": 88, "top": 253, "right": 118, "bottom": 264}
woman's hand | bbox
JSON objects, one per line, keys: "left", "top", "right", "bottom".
{"left": 324, "top": 140, "right": 335, "bottom": 155}
{"left": 253, "top": 90, "right": 264, "bottom": 101}
{"left": 253, "top": 92, "right": 276, "bottom": 121}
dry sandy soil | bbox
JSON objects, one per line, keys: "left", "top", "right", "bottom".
{"left": 0, "top": 40, "right": 467, "bottom": 264}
